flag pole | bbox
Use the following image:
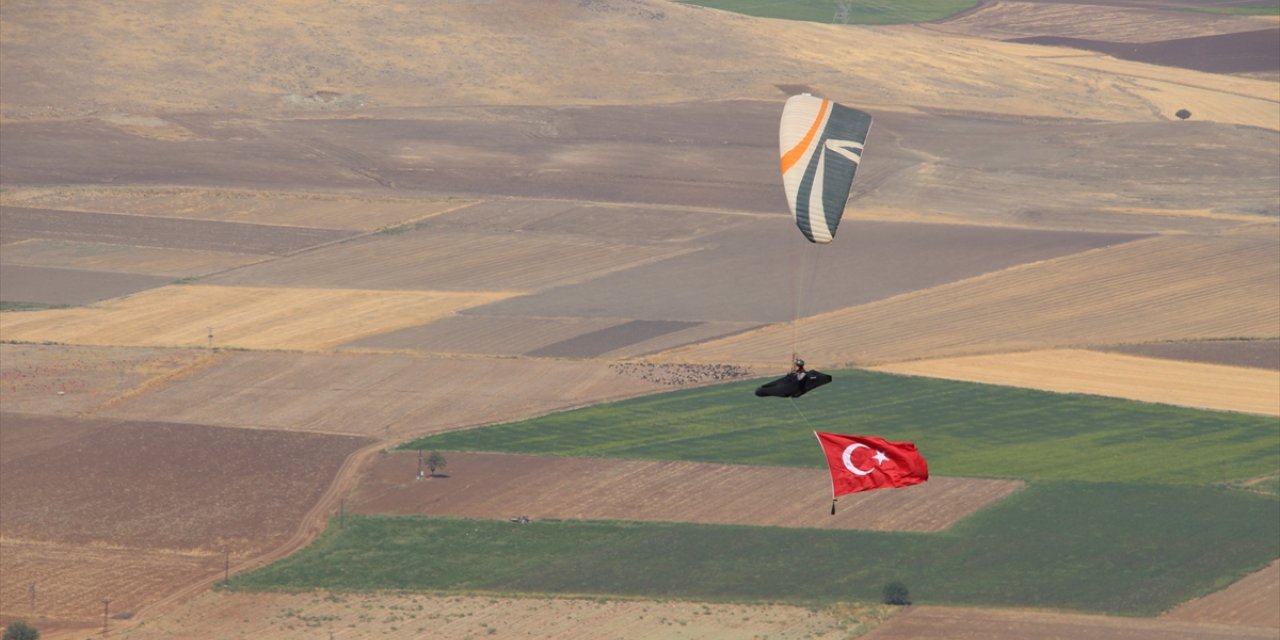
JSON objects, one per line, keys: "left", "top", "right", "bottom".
{"left": 815, "top": 431, "right": 837, "bottom": 516}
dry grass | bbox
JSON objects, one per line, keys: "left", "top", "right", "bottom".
{"left": 0, "top": 285, "right": 519, "bottom": 351}
{"left": 114, "top": 591, "right": 884, "bottom": 640}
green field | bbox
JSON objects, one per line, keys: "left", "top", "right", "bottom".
{"left": 403, "top": 370, "right": 1279, "bottom": 487}
{"left": 677, "top": 0, "right": 978, "bottom": 24}
{"left": 226, "top": 481, "right": 1276, "bottom": 614}
{"left": 227, "top": 370, "right": 1280, "bottom": 614}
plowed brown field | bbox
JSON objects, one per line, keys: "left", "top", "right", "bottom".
{"left": 349, "top": 452, "right": 1024, "bottom": 532}
{"left": 0, "top": 413, "right": 372, "bottom": 632}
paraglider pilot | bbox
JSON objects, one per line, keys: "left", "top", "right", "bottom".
{"left": 755, "top": 356, "right": 832, "bottom": 398}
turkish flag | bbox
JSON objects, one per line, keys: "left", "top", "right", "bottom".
{"left": 814, "top": 432, "right": 929, "bottom": 499}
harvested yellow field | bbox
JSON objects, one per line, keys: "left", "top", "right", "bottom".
{"left": 0, "top": 285, "right": 519, "bottom": 351}
{"left": 652, "top": 233, "right": 1279, "bottom": 368}
{"left": 870, "top": 349, "right": 1280, "bottom": 416}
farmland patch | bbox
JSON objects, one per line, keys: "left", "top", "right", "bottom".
{"left": 651, "top": 233, "right": 1280, "bottom": 366}
{"left": 865, "top": 604, "right": 1279, "bottom": 640}
{"left": 0, "top": 239, "right": 264, "bottom": 278}
{"left": 0, "top": 344, "right": 213, "bottom": 416}
{"left": 404, "top": 368, "right": 1280, "bottom": 486}
{"left": 116, "top": 590, "right": 886, "bottom": 640}
{"left": 92, "top": 351, "right": 678, "bottom": 438}
{"left": 228, "top": 483, "right": 1280, "bottom": 616}
{"left": 0, "top": 206, "right": 355, "bottom": 255}
{"left": 1164, "top": 560, "right": 1280, "bottom": 629}
{"left": 204, "top": 229, "right": 698, "bottom": 292}
{"left": 0, "top": 186, "right": 475, "bottom": 232}
{"left": 0, "top": 264, "right": 172, "bottom": 306}
{"left": 476, "top": 219, "right": 1141, "bottom": 324}
{"left": 870, "top": 349, "right": 1280, "bottom": 415}
{"left": 1103, "top": 339, "right": 1280, "bottom": 371}
{"left": 0, "top": 539, "right": 220, "bottom": 632}
{"left": 936, "top": 0, "right": 1274, "bottom": 42}
{"left": 0, "top": 414, "right": 371, "bottom": 550}
{"left": 350, "top": 452, "right": 1024, "bottom": 532}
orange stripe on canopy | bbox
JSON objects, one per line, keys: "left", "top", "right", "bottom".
{"left": 780, "top": 99, "right": 829, "bottom": 175}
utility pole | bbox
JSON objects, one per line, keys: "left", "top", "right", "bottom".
{"left": 224, "top": 547, "right": 230, "bottom": 582}
{"left": 207, "top": 326, "right": 214, "bottom": 349}
{"left": 29, "top": 582, "right": 36, "bottom": 612}
{"left": 102, "top": 598, "right": 111, "bottom": 635}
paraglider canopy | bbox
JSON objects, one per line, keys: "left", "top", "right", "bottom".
{"left": 779, "top": 94, "right": 873, "bottom": 244}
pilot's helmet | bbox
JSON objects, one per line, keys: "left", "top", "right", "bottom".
{"left": 794, "top": 359, "right": 805, "bottom": 367}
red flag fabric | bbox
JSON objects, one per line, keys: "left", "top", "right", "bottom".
{"left": 814, "top": 432, "right": 929, "bottom": 498}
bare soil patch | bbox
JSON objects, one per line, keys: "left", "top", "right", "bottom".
{"left": 349, "top": 452, "right": 1024, "bottom": 532}
{"left": 864, "top": 605, "right": 1279, "bottom": 640}
{"left": 0, "top": 285, "right": 515, "bottom": 351}
{"left": 113, "top": 591, "right": 886, "bottom": 640}
{"left": 1164, "top": 560, "right": 1280, "bottom": 628}
{"left": 870, "top": 349, "right": 1280, "bottom": 415}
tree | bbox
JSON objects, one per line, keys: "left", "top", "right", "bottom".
{"left": 426, "top": 451, "right": 447, "bottom": 477}
{"left": 882, "top": 581, "right": 910, "bottom": 606}
{"left": 1175, "top": 108, "right": 1192, "bottom": 120}
{"left": 4, "top": 621, "right": 40, "bottom": 640}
